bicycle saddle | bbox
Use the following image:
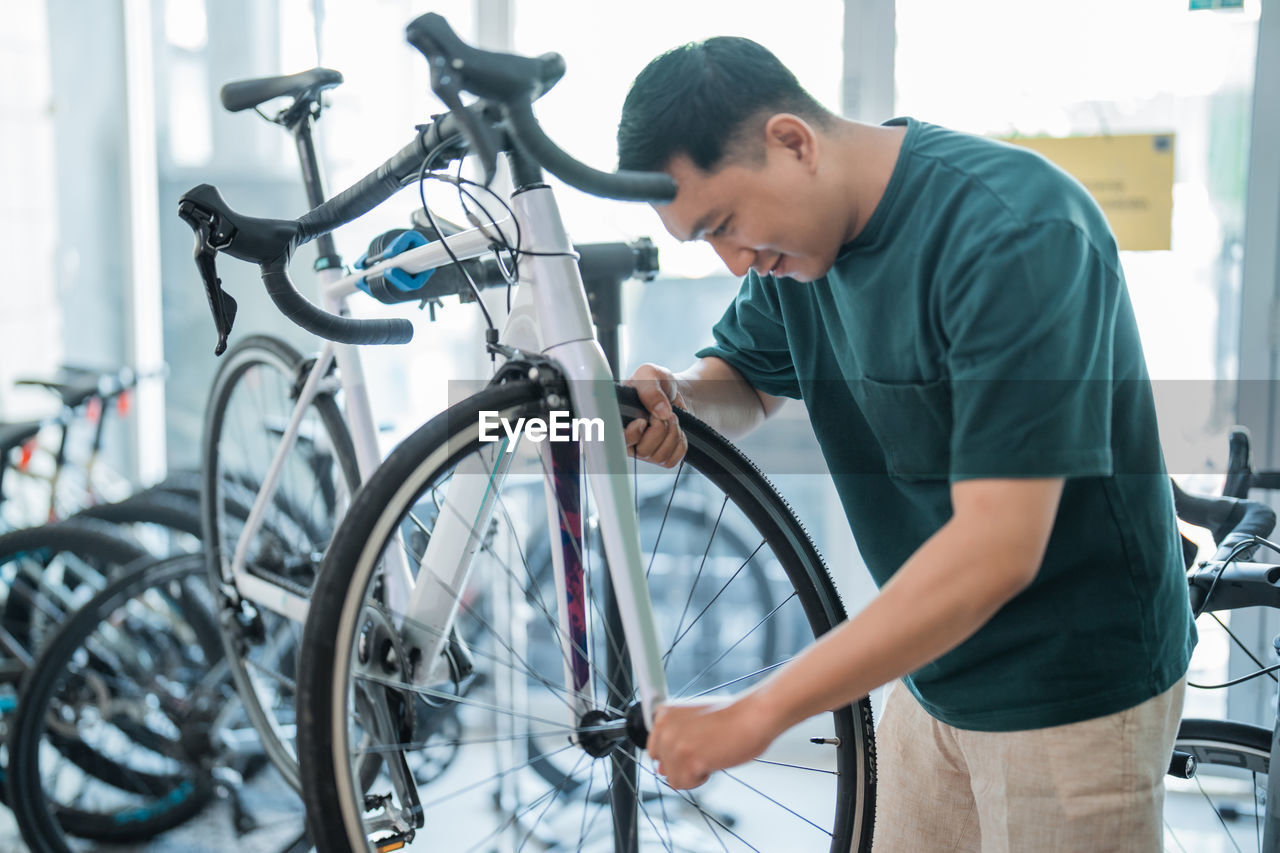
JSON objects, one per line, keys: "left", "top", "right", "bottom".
{"left": 15, "top": 376, "right": 102, "bottom": 410}
{"left": 220, "top": 68, "right": 343, "bottom": 113}
{"left": 0, "top": 421, "right": 41, "bottom": 455}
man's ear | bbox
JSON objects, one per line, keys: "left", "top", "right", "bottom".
{"left": 763, "top": 114, "right": 818, "bottom": 170}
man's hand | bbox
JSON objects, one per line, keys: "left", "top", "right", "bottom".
{"left": 624, "top": 363, "right": 688, "bottom": 468}
{"left": 646, "top": 696, "right": 780, "bottom": 790}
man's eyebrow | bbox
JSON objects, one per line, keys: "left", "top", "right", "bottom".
{"left": 685, "top": 210, "right": 723, "bottom": 243}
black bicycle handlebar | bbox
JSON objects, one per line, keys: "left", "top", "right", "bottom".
{"left": 1173, "top": 480, "right": 1275, "bottom": 563}
{"left": 294, "top": 107, "right": 479, "bottom": 245}
{"left": 1176, "top": 480, "right": 1278, "bottom": 613}
{"left": 177, "top": 110, "right": 482, "bottom": 350}
{"left": 179, "top": 12, "right": 675, "bottom": 351}
{"left": 404, "top": 13, "right": 677, "bottom": 203}
{"left": 503, "top": 100, "right": 677, "bottom": 202}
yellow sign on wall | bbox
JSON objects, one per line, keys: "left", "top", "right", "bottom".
{"left": 999, "top": 133, "right": 1176, "bottom": 251}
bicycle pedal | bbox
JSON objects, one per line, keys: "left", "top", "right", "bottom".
{"left": 374, "top": 833, "right": 414, "bottom": 853}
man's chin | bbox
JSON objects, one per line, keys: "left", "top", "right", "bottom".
{"left": 779, "top": 266, "right": 820, "bottom": 283}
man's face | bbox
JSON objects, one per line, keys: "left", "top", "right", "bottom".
{"left": 655, "top": 144, "right": 845, "bottom": 283}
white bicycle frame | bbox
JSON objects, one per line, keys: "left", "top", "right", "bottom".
{"left": 225, "top": 179, "right": 669, "bottom": 726}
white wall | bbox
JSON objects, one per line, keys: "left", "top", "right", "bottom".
{"left": 0, "top": 0, "right": 61, "bottom": 420}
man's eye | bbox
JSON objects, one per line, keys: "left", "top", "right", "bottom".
{"left": 708, "top": 222, "right": 728, "bottom": 238}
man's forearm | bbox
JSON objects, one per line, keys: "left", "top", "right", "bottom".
{"left": 672, "top": 356, "right": 781, "bottom": 439}
{"left": 745, "top": 499, "right": 1048, "bottom": 732}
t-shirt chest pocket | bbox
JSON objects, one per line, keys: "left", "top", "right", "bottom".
{"left": 854, "top": 377, "right": 953, "bottom": 480}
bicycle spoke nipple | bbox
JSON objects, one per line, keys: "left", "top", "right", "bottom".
{"left": 809, "top": 736, "right": 841, "bottom": 746}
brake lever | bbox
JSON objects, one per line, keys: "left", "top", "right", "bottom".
{"left": 428, "top": 57, "right": 500, "bottom": 185}
{"left": 178, "top": 200, "right": 239, "bottom": 356}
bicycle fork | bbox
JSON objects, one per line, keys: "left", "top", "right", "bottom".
{"left": 397, "top": 356, "right": 669, "bottom": 734}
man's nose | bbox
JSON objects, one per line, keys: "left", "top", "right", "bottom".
{"left": 709, "top": 239, "right": 754, "bottom": 278}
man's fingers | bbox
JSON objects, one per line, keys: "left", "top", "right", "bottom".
{"left": 637, "top": 385, "right": 675, "bottom": 422}
{"left": 624, "top": 418, "right": 648, "bottom": 449}
{"left": 624, "top": 364, "right": 677, "bottom": 422}
{"left": 633, "top": 418, "right": 670, "bottom": 460}
{"left": 650, "top": 422, "right": 686, "bottom": 468}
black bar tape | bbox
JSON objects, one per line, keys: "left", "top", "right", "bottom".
{"left": 504, "top": 101, "right": 676, "bottom": 203}
{"left": 1213, "top": 500, "right": 1277, "bottom": 562}
{"left": 262, "top": 261, "right": 413, "bottom": 345}
{"left": 1174, "top": 480, "right": 1277, "bottom": 562}
{"left": 295, "top": 112, "right": 469, "bottom": 247}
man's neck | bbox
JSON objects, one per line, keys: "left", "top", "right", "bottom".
{"left": 831, "top": 119, "right": 909, "bottom": 245}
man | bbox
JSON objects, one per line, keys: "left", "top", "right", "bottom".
{"left": 617, "top": 36, "right": 1192, "bottom": 852}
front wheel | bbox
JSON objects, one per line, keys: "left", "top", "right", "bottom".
{"left": 298, "top": 380, "right": 875, "bottom": 852}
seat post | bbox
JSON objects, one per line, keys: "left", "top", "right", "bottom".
{"left": 291, "top": 114, "right": 343, "bottom": 272}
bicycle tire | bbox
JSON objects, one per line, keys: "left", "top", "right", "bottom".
{"left": 1165, "top": 718, "right": 1271, "bottom": 851}
{"left": 201, "top": 334, "right": 360, "bottom": 792}
{"left": 6, "top": 553, "right": 221, "bottom": 849}
{"left": 74, "top": 489, "right": 204, "bottom": 542}
{"left": 297, "top": 380, "right": 875, "bottom": 853}
{"left": 0, "top": 521, "right": 150, "bottom": 660}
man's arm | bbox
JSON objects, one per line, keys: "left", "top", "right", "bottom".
{"left": 646, "top": 476, "right": 1065, "bottom": 789}
{"left": 624, "top": 356, "right": 786, "bottom": 467}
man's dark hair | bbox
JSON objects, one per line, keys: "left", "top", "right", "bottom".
{"left": 617, "top": 37, "right": 833, "bottom": 174}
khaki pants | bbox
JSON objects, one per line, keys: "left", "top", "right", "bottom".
{"left": 870, "top": 678, "right": 1185, "bottom": 853}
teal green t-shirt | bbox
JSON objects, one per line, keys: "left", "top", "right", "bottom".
{"left": 695, "top": 117, "right": 1194, "bottom": 732}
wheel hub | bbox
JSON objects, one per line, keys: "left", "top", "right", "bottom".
{"left": 576, "top": 702, "right": 649, "bottom": 757}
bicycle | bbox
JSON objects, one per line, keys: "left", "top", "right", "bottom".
{"left": 198, "top": 58, "right": 702, "bottom": 808}
{"left": 0, "top": 364, "right": 150, "bottom": 527}
{"left": 1162, "top": 430, "right": 1280, "bottom": 852}
{"left": 4, "top": 551, "right": 310, "bottom": 853}
{"left": 178, "top": 13, "right": 875, "bottom": 852}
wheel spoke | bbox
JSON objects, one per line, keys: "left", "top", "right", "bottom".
{"left": 352, "top": 669, "right": 573, "bottom": 730}
{"left": 750, "top": 757, "right": 838, "bottom": 775}
{"left": 610, "top": 748, "right": 675, "bottom": 853}
{"left": 665, "top": 497, "right": 729, "bottom": 660}
{"left": 462, "top": 777, "right": 564, "bottom": 853}
{"left": 616, "top": 748, "right": 746, "bottom": 852}
{"left": 514, "top": 750, "right": 591, "bottom": 852}
{"left": 687, "top": 659, "right": 792, "bottom": 699}
{"left": 1192, "top": 772, "right": 1244, "bottom": 852}
{"left": 719, "top": 768, "right": 831, "bottom": 836}
{"left": 663, "top": 541, "right": 765, "bottom": 663}
{"left": 643, "top": 461, "right": 688, "bottom": 582}
{"left": 673, "top": 593, "right": 797, "bottom": 698}
{"left": 414, "top": 743, "right": 578, "bottom": 814}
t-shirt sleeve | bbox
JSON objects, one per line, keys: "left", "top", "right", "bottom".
{"left": 694, "top": 272, "right": 803, "bottom": 399}
{"left": 943, "top": 221, "right": 1117, "bottom": 480}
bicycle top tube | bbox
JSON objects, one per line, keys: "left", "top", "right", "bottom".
{"left": 177, "top": 12, "right": 676, "bottom": 355}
